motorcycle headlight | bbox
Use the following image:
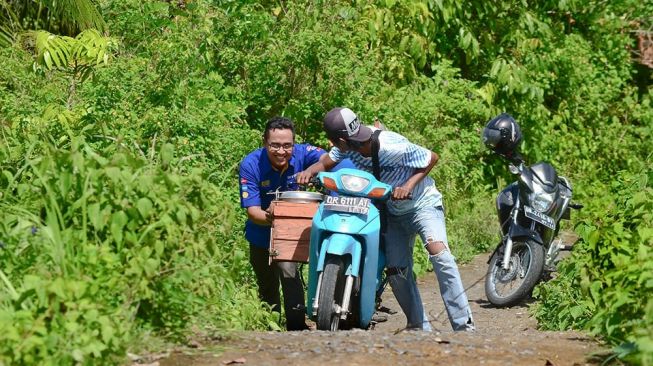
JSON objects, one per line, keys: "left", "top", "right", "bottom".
{"left": 529, "top": 191, "right": 555, "bottom": 212}
{"left": 340, "top": 175, "right": 370, "bottom": 193}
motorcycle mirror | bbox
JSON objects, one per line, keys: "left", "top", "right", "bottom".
{"left": 508, "top": 164, "right": 520, "bottom": 174}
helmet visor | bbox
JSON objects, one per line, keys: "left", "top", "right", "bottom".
{"left": 483, "top": 128, "right": 502, "bottom": 148}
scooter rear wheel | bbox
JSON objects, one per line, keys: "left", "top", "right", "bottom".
{"left": 317, "top": 256, "right": 345, "bottom": 331}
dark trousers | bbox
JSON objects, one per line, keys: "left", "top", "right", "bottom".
{"left": 249, "top": 246, "right": 306, "bottom": 330}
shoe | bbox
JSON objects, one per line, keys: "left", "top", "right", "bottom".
{"left": 371, "top": 313, "right": 388, "bottom": 323}
{"left": 376, "top": 305, "right": 398, "bottom": 315}
{"left": 305, "top": 319, "right": 317, "bottom": 330}
{"left": 288, "top": 323, "right": 310, "bottom": 331}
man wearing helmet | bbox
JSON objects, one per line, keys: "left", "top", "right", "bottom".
{"left": 296, "top": 107, "right": 475, "bottom": 331}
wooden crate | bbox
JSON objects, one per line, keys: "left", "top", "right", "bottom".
{"left": 269, "top": 200, "right": 319, "bottom": 263}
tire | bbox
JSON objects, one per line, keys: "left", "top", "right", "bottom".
{"left": 317, "top": 256, "right": 346, "bottom": 331}
{"left": 484, "top": 240, "right": 545, "bottom": 307}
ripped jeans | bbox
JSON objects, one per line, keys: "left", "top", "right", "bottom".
{"left": 384, "top": 205, "right": 474, "bottom": 331}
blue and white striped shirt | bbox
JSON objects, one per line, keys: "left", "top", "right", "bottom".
{"left": 328, "top": 130, "right": 443, "bottom": 215}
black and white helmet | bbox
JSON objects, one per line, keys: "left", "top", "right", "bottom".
{"left": 482, "top": 113, "right": 522, "bottom": 156}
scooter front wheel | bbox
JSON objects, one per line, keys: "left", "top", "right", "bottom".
{"left": 317, "top": 256, "right": 345, "bottom": 331}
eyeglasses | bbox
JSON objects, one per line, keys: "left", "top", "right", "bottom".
{"left": 267, "top": 143, "right": 294, "bottom": 151}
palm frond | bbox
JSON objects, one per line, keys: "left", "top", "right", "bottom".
{"left": 0, "top": 0, "right": 106, "bottom": 46}
{"left": 72, "top": 28, "right": 109, "bottom": 66}
{"left": 0, "top": 24, "right": 15, "bottom": 47}
{"left": 0, "top": 1, "right": 21, "bottom": 28}
{"left": 40, "top": 0, "right": 107, "bottom": 34}
{"left": 0, "top": 0, "right": 20, "bottom": 46}
{"left": 27, "top": 28, "right": 111, "bottom": 72}
{"left": 28, "top": 30, "right": 75, "bottom": 69}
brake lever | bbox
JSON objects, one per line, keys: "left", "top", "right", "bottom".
{"left": 308, "top": 177, "right": 321, "bottom": 187}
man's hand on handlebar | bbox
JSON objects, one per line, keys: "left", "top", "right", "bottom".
{"left": 295, "top": 169, "right": 315, "bottom": 185}
{"left": 392, "top": 186, "right": 412, "bottom": 200}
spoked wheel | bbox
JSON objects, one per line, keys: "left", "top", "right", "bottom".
{"left": 317, "top": 256, "right": 346, "bottom": 331}
{"left": 485, "top": 240, "right": 544, "bottom": 307}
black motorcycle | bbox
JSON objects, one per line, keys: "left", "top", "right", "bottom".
{"left": 482, "top": 114, "right": 582, "bottom": 307}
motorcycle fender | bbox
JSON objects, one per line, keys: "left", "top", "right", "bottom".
{"left": 561, "top": 206, "right": 571, "bottom": 220}
{"left": 317, "top": 233, "right": 362, "bottom": 276}
{"left": 509, "top": 224, "right": 544, "bottom": 245}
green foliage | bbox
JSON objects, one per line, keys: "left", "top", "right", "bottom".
{"left": 29, "top": 28, "right": 112, "bottom": 72}
{"left": 0, "top": 135, "right": 275, "bottom": 365}
{"left": 533, "top": 170, "right": 653, "bottom": 365}
{"left": 362, "top": 0, "right": 559, "bottom": 83}
{"left": 0, "top": 0, "right": 106, "bottom": 47}
{"left": 0, "top": 0, "right": 652, "bottom": 363}
{"left": 211, "top": 0, "right": 382, "bottom": 138}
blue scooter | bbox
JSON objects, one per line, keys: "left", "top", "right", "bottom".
{"left": 306, "top": 168, "right": 392, "bottom": 331}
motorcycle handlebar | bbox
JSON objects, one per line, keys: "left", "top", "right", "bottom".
{"left": 297, "top": 176, "right": 412, "bottom": 200}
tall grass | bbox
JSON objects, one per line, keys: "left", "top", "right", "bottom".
{"left": 0, "top": 134, "right": 274, "bottom": 365}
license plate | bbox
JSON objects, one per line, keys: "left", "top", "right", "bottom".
{"left": 323, "top": 195, "right": 370, "bottom": 215}
{"left": 524, "top": 205, "right": 556, "bottom": 230}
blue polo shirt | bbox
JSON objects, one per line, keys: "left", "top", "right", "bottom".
{"left": 239, "top": 143, "right": 326, "bottom": 248}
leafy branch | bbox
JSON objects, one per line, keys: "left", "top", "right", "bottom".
{"left": 27, "top": 28, "right": 113, "bottom": 107}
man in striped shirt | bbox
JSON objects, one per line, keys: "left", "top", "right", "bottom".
{"left": 296, "top": 107, "right": 475, "bottom": 331}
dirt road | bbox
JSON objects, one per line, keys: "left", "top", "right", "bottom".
{"left": 159, "top": 253, "right": 603, "bottom": 366}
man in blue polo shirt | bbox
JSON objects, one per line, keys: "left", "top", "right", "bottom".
{"left": 239, "top": 116, "right": 326, "bottom": 331}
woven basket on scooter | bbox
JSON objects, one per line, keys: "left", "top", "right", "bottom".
{"left": 268, "top": 191, "right": 322, "bottom": 263}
